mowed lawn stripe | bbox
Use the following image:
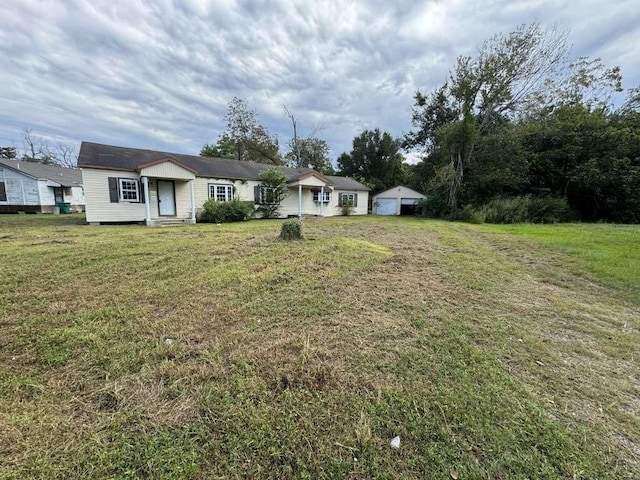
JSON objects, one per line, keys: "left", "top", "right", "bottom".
{"left": 0, "top": 214, "right": 638, "bottom": 479}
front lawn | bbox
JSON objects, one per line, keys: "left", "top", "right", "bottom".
{"left": 0, "top": 215, "right": 638, "bottom": 478}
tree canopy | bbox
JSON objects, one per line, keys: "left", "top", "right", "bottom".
{"left": 337, "top": 129, "right": 407, "bottom": 193}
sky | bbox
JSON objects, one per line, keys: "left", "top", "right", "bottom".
{"left": 1, "top": 0, "right": 639, "bottom": 165}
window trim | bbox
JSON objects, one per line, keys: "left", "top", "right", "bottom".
{"left": 209, "top": 183, "right": 233, "bottom": 202}
{"left": 257, "top": 186, "right": 280, "bottom": 205}
{"left": 118, "top": 178, "right": 140, "bottom": 202}
{"left": 339, "top": 193, "right": 356, "bottom": 207}
{"left": 313, "top": 190, "right": 331, "bottom": 203}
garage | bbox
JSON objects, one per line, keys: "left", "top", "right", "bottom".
{"left": 375, "top": 197, "right": 397, "bottom": 215}
{"left": 373, "top": 186, "right": 426, "bottom": 216}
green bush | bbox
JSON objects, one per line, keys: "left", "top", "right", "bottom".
{"left": 198, "top": 199, "right": 254, "bottom": 223}
{"left": 279, "top": 219, "right": 304, "bottom": 241}
{"left": 462, "top": 196, "right": 574, "bottom": 224}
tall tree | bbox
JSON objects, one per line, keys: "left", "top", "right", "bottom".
{"left": 283, "top": 107, "right": 334, "bottom": 174}
{"left": 338, "top": 129, "right": 407, "bottom": 193}
{"left": 21, "top": 128, "right": 77, "bottom": 167}
{"left": 223, "top": 97, "right": 282, "bottom": 165}
{"left": 408, "top": 23, "right": 569, "bottom": 209}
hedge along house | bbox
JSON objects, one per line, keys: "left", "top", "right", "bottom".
{"left": 0, "top": 159, "right": 84, "bottom": 213}
{"left": 78, "top": 142, "right": 369, "bottom": 225}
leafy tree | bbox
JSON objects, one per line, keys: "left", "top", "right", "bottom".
{"left": 408, "top": 23, "right": 568, "bottom": 209}
{"left": 283, "top": 106, "right": 334, "bottom": 174}
{"left": 256, "top": 167, "right": 289, "bottom": 218}
{"left": 285, "top": 137, "right": 334, "bottom": 174}
{"left": 213, "top": 97, "right": 282, "bottom": 165}
{"left": 337, "top": 129, "right": 407, "bottom": 193}
{"left": 200, "top": 133, "right": 237, "bottom": 159}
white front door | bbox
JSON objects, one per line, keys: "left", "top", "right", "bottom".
{"left": 157, "top": 180, "right": 176, "bottom": 216}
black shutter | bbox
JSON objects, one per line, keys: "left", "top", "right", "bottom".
{"left": 108, "top": 177, "right": 119, "bottom": 203}
{"left": 254, "top": 185, "right": 261, "bottom": 204}
{"left": 338, "top": 193, "right": 343, "bottom": 207}
{"left": 353, "top": 194, "right": 358, "bottom": 208}
{"left": 0, "top": 182, "right": 6, "bottom": 202}
{"left": 139, "top": 180, "right": 145, "bottom": 204}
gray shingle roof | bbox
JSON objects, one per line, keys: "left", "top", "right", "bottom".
{"left": 78, "top": 142, "right": 369, "bottom": 190}
{"left": 0, "top": 159, "right": 83, "bottom": 187}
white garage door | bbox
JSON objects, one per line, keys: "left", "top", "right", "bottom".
{"left": 376, "top": 198, "right": 397, "bottom": 215}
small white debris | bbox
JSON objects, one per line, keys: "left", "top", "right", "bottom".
{"left": 390, "top": 435, "right": 401, "bottom": 449}
{"left": 353, "top": 457, "right": 358, "bottom": 463}
{"left": 164, "top": 338, "right": 175, "bottom": 345}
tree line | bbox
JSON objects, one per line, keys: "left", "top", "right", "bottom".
{"left": 203, "top": 25, "right": 638, "bottom": 223}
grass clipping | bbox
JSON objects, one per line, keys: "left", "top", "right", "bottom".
{"left": 279, "top": 219, "right": 304, "bottom": 241}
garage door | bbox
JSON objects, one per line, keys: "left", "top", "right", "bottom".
{"left": 375, "top": 198, "right": 396, "bottom": 215}
{"left": 400, "top": 198, "right": 421, "bottom": 216}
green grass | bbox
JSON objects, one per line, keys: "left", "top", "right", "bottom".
{"left": 0, "top": 214, "right": 638, "bottom": 479}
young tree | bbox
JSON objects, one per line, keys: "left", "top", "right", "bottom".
{"left": 255, "top": 167, "right": 289, "bottom": 219}
{"left": 337, "top": 129, "right": 407, "bottom": 193}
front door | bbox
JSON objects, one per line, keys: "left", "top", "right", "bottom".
{"left": 157, "top": 180, "right": 176, "bottom": 216}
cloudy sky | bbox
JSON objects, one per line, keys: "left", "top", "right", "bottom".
{"left": 1, "top": 0, "right": 638, "bottom": 165}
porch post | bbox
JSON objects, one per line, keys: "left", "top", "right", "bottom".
{"left": 190, "top": 179, "right": 196, "bottom": 222}
{"left": 320, "top": 186, "right": 324, "bottom": 217}
{"left": 298, "top": 183, "right": 302, "bottom": 218}
{"left": 142, "top": 176, "right": 151, "bottom": 224}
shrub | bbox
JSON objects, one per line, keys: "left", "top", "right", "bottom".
{"left": 460, "top": 196, "right": 575, "bottom": 224}
{"left": 279, "top": 219, "right": 304, "bottom": 241}
{"left": 198, "top": 199, "right": 253, "bottom": 223}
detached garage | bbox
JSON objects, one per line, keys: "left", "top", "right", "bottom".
{"left": 373, "top": 186, "right": 426, "bottom": 216}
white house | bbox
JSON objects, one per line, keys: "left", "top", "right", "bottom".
{"left": 372, "top": 186, "right": 426, "bottom": 216}
{"left": 78, "top": 142, "right": 369, "bottom": 225}
{"left": 0, "top": 159, "right": 84, "bottom": 213}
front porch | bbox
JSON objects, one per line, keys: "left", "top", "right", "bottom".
{"left": 138, "top": 159, "right": 198, "bottom": 226}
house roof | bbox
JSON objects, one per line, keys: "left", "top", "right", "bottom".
{"left": 325, "top": 175, "right": 370, "bottom": 191}
{"left": 0, "top": 159, "right": 83, "bottom": 187}
{"left": 78, "top": 142, "right": 370, "bottom": 190}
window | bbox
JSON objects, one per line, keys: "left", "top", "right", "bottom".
{"left": 256, "top": 186, "right": 279, "bottom": 205}
{"left": 0, "top": 181, "right": 6, "bottom": 202}
{"left": 119, "top": 178, "right": 140, "bottom": 202}
{"left": 338, "top": 193, "right": 357, "bottom": 207}
{"left": 313, "top": 190, "right": 331, "bottom": 203}
{"left": 209, "top": 184, "right": 233, "bottom": 202}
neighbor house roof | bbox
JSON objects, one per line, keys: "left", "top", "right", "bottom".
{"left": 78, "top": 142, "right": 369, "bottom": 190}
{"left": 0, "top": 159, "right": 83, "bottom": 187}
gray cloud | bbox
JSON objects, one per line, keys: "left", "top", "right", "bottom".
{"left": 1, "top": 0, "right": 638, "bottom": 163}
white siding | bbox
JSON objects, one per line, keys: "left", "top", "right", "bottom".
{"left": 70, "top": 186, "right": 85, "bottom": 209}
{"left": 0, "top": 167, "right": 41, "bottom": 205}
{"left": 328, "top": 190, "right": 368, "bottom": 216}
{"left": 140, "top": 162, "right": 195, "bottom": 180}
{"left": 82, "top": 168, "right": 146, "bottom": 223}
{"left": 38, "top": 182, "right": 56, "bottom": 206}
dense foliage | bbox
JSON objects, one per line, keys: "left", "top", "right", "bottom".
{"left": 337, "top": 128, "right": 408, "bottom": 194}
{"left": 406, "top": 24, "right": 639, "bottom": 224}
{"left": 198, "top": 198, "right": 253, "bottom": 223}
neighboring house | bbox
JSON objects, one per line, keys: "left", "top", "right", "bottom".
{"left": 78, "top": 142, "right": 369, "bottom": 225}
{"left": 372, "top": 186, "right": 426, "bottom": 216}
{"left": 0, "top": 159, "right": 84, "bottom": 213}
